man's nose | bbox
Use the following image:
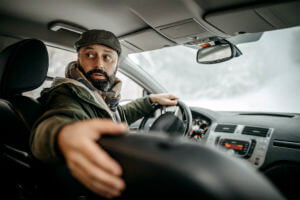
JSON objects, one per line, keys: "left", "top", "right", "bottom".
{"left": 95, "top": 57, "right": 104, "bottom": 70}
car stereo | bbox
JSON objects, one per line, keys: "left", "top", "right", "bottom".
{"left": 206, "top": 123, "right": 273, "bottom": 168}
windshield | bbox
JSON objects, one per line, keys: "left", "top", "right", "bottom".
{"left": 128, "top": 26, "right": 300, "bottom": 113}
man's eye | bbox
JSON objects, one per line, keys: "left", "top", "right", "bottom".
{"left": 86, "top": 53, "right": 94, "bottom": 58}
{"left": 104, "top": 55, "right": 112, "bottom": 61}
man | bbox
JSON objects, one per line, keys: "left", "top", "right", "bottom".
{"left": 30, "top": 29, "right": 178, "bottom": 199}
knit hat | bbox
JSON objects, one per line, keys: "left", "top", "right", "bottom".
{"left": 74, "top": 29, "right": 121, "bottom": 55}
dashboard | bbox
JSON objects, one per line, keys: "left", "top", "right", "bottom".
{"left": 190, "top": 111, "right": 272, "bottom": 168}
{"left": 190, "top": 107, "right": 300, "bottom": 167}
{"left": 190, "top": 106, "right": 300, "bottom": 199}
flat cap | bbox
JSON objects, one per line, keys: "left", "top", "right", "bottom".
{"left": 74, "top": 29, "right": 121, "bottom": 55}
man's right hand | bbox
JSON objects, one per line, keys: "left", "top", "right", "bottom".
{"left": 57, "top": 119, "right": 127, "bottom": 199}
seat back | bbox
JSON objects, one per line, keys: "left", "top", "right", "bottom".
{"left": 0, "top": 39, "right": 48, "bottom": 149}
{"left": 0, "top": 39, "right": 49, "bottom": 199}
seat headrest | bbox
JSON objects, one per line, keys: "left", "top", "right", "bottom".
{"left": 0, "top": 39, "right": 48, "bottom": 97}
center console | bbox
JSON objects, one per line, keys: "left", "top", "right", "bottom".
{"left": 206, "top": 123, "right": 273, "bottom": 168}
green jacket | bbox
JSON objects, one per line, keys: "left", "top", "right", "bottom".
{"left": 30, "top": 77, "right": 154, "bottom": 164}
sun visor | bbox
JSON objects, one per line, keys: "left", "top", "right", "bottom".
{"left": 119, "top": 28, "right": 175, "bottom": 54}
{"left": 205, "top": 1, "right": 300, "bottom": 35}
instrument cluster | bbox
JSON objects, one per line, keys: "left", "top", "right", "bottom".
{"left": 189, "top": 113, "right": 211, "bottom": 140}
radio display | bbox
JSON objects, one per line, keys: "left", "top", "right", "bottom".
{"left": 220, "top": 139, "right": 250, "bottom": 155}
{"left": 224, "top": 143, "right": 243, "bottom": 150}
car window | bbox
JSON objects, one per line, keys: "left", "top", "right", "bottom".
{"left": 118, "top": 72, "right": 144, "bottom": 104}
{"left": 24, "top": 46, "right": 144, "bottom": 100}
{"left": 47, "top": 46, "right": 77, "bottom": 77}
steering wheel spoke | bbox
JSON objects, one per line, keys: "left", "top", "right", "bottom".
{"left": 173, "top": 107, "right": 180, "bottom": 116}
{"left": 161, "top": 106, "right": 167, "bottom": 114}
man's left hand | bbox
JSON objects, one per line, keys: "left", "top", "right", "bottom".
{"left": 150, "top": 93, "right": 179, "bottom": 106}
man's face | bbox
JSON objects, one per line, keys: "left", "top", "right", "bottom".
{"left": 78, "top": 44, "right": 119, "bottom": 91}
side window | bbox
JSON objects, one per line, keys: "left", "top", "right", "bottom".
{"left": 23, "top": 80, "right": 52, "bottom": 99}
{"left": 47, "top": 46, "right": 77, "bottom": 78}
{"left": 117, "top": 72, "right": 144, "bottom": 104}
{"left": 23, "top": 46, "right": 77, "bottom": 98}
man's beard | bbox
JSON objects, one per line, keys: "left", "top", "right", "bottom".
{"left": 78, "top": 65, "right": 115, "bottom": 92}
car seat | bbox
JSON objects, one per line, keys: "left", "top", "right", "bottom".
{"left": 0, "top": 39, "right": 48, "bottom": 199}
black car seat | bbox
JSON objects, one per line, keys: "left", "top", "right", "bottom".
{"left": 0, "top": 39, "right": 49, "bottom": 199}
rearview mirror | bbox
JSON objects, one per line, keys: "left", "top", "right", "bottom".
{"left": 196, "top": 39, "right": 242, "bottom": 64}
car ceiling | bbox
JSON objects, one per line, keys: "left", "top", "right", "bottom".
{"left": 0, "top": 0, "right": 299, "bottom": 55}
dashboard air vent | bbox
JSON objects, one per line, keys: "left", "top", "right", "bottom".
{"left": 242, "top": 126, "right": 269, "bottom": 137}
{"left": 215, "top": 124, "right": 237, "bottom": 133}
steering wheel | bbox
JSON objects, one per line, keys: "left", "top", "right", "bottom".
{"left": 139, "top": 100, "right": 193, "bottom": 136}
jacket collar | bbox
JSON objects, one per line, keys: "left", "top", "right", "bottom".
{"left": 51, "top": 77, "right": 115, "bottom": 119}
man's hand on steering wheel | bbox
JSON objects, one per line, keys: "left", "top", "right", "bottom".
{"left": 150, "top": 93, "right": 179, "bottom": 106}
{"left": 140, "top": 93, "right": 193, "bottom": 136}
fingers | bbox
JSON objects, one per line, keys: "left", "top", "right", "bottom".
{"left": 163, "top": 98, "right": 178, "bottom": 106}
{"left": 71, "top": 152, "right": 125, "bottom": 190}
{"left": 82, "top": 119, "right": 126, "bottom": 175}
{"left": 83, "top": 140, "right": 123, "bottom": 176}
{"left": 155, "top": 93, "right": 178, "bottom": 106}
{"left": 167, "top": 93, "right": 179, "bottom": 100}
{"left": 68, "top": 155, "right": 124, "bottom": 199}
{"left": 58, "top": 119, "right": 128, "bottom": 199}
